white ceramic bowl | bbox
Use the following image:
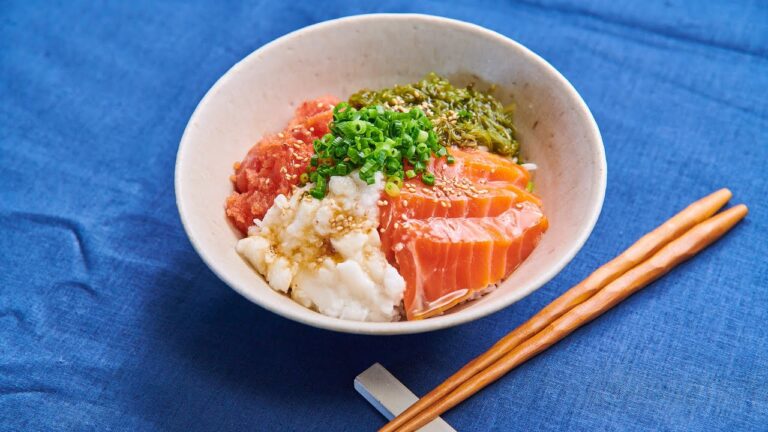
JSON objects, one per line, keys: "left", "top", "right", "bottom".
{"left": 175, "top": 14, "right": 606, "bottom": 335}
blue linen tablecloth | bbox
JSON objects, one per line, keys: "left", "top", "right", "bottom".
{"left": 1, "top": 1, "right": 767, "bottom": 430}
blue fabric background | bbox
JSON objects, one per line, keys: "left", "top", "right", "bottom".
{"left": 1, "top": 1, "right": 766, "bottom": 431}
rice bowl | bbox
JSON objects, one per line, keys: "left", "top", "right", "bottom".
{"left": 175, "top": 14, "right": 606, "bottom": 334}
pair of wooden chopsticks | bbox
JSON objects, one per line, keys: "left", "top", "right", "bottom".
{"left": 381, "top": 189, "right": 748, "bottom": 432}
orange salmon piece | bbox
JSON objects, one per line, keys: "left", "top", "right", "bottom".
{"left": 394, "top": 202, "right": 547, "bottom": 319}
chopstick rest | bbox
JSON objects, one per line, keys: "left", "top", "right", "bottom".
{"left": 355, "top": 363, "right": 456, "bottom": 432}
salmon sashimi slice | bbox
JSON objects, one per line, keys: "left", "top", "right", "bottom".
{"left": 429, "top": 148, "right": 531, "bottom": 188}
{"left": 378, "top": 147, "right": 547, "bottom": 320}
{"left": 394, "top": 202, "right": 548, "bottom": 320}
{"left": 379, "top": 178, "right": 542, "bottom": 262}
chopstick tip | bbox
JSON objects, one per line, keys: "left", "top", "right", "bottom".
{"left": 712, "top": 203, "right": 748, "bottom": 227}
{"left": 732, "top": 203, "right": 748, "bottom": 217}
{"left": 715, "top": 188, "right": 732, "bottom": 201}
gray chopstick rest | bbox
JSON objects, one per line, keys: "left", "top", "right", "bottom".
{"left": 355, "top": 363, "right": 456, "bottom": 432}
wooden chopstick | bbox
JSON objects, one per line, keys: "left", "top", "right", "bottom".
{"left": 391, "top": 203, "right": 748, "bottom": 432}
{"left": 380, "top": 188, "right": 733, "bottom": 432}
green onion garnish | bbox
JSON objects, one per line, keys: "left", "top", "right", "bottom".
{"left": 305, "top": 102, "right": 450, "bottom": 198}
{"left": 384, "top": 181, "right": 401, "bottom": 197}
{"left": 526, "top": 181, "right": 534, "bottom": 192}
{"left": 421, "top": 172, "right": 435, "bottom": 186}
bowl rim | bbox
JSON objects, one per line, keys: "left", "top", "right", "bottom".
{"left": 175, "top": 13, "right": 607, "bottom": 335}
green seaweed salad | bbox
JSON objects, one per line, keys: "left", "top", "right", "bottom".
{"left": 349, "top": 73, "right": 520, "bottom": 159}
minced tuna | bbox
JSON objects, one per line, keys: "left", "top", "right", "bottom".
{"left": 225, "top": 96, "right": 340, "bottom": 233}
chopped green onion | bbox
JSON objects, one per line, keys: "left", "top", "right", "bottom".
{"left": 384, "top": 181, "right": 401, "bottom": 197}
{"left": 304, "top": 103, "right": 448, "bottom": 198}
{"left": 421, "top": 172, "right": 435, "bottom": 186}
{"left": 526, "top": 181, "right": 534, "bottom": 192}
{"left": 334, "top": 163, "right": 349, "bottom": 176}
{"left": 299, "top": 173, "right": 309, "bottom": 184}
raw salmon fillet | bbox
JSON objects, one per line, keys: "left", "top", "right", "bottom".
{"left": 379, "top": 149, "right": 548, "bottom": 319}
{"left": 226, "top": 96, "right": 339, "bottom": 234}
{"left": 429, "top": 148, "right": 531, "bottom": 188}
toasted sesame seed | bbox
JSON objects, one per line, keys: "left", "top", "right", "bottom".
{"left": 278, "top": 132, "right": 285, "bottom": 138}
